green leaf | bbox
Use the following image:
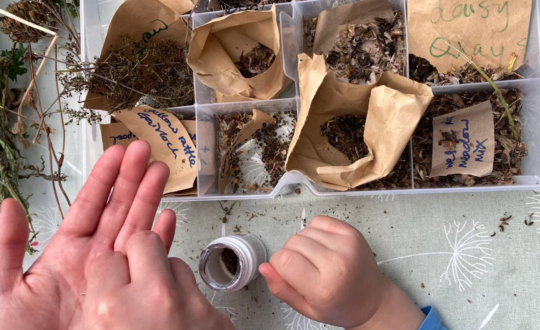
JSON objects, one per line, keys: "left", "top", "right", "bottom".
{"left": 66, "top": 3, "right": 78, "bottom": 18}
{"left": 1, "top": 44, "right": 28, "bottom": 82}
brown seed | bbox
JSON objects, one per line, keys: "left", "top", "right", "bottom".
{"left": 499, "top": 225, "right": 504, "bottom": 232}
{"left": 420, "top": 283, "right": 425, "bottom": 289}
{"left": 490, "top": 232, "right": 496, "bottom": 237}
{"left": 294, "top": 188, "right": 301, "bottom": 194}
{"left": 222, "top": 217, "right": 227, "bottom": 224}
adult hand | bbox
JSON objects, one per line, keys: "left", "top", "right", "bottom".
{"left": 83, "top": 230, "right": 234, "bottom": 330}
{"left": 0, "top": 141, "right": 177, "bottom": 330}
{"left": 259, "top": 216, "right": 425, "bottom": 330}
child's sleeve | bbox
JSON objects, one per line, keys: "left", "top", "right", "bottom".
{"left": 418, "top": 306, "right": 448, "bottom": 330}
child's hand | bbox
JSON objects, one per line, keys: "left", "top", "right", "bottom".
{"left": 259, "top": 216, "right": 425, "bottom": 330}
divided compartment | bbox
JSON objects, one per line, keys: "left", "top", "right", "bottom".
{"left": 195, "top": 98, "right": 299, "bottom": 199}
{"left": 80, "top": 0, "right": 540, "bottom": 201}
{"left": 191, "top": 3, "right": 297, "bottom": 104}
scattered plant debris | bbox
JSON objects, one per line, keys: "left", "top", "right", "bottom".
{"left": 219, "top": 201, "right": 237, "bottom": 215}
{"left": 321, "top": 115, "right": 368, "bottom": 163}
{"left": 222, "top": 216, "right": 228, "bottom": 223}
{"left": 216, "top": 110, "right": 297, "bottom": 194}
{"left": 409, "top": 54, "right": 525, "bottom": 86}
{"left": 220, "top": 248, "right": 238, "bottom": 275}
{"left": 218, "top": 0, "right": 291, "bottom": 15}
{"left": 524, "top": 212, "right": 535, "bottom": 226}
{"left": 413, "top": 89, "right": 527, "bottom": 188}
{"left": 294, "top": 188, "right": 301, "bottom": 194}
{"left": 320, "top": 11, "right": 405, "bottom": 84}
{"left": 233, "top": 225, "right": 241, "bottom": 233}
{"left": 61, "top": 36, "right": 194, "bottom": 111}
{"left": 303, "top": 16, "right": 318, "bottom": 50}
{"left": 490, "top": 232, "right": 496, "bottom": 237}
{"left": 421, "top": 283, "right": 425, "bottom": 288}
{"left": 235, "top": 43, "right": 275, "bottom": 79}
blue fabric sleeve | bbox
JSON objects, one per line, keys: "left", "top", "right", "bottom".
{"left": 418, "top": 306, "right": 448, "bottom": 330}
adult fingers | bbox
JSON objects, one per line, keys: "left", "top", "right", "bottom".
{"left": 86, "top": 251, "right": 130, "bottom": 299}
{"left": 308, "top": 215, "right": 357, "bottom": 237}
{"left": 61, "top": 146, "right": 125, "bottom": 237}
{"left": 0, "top": 199, "right": 28, "bottom": 292}
{"left": 282, "top": 235, "right": 332, "bottom": 269}
{"left": 269, "top": 248, "right": 320, "bottom": 298}
{"left": 113, "top": 161, "right": 169, "bottom": 253}
{"left": 169, "top": 258, "right": 199, "bottom": 293}
{"left": 94, "top": 141, "right": 151, "bottom": 247}
{"left": 153, "top": 209, "right": 176, "bottom": 254}
{"left": 125, "top": 231, "right": 173, "bottom": 283}
{"left": 259, "top": 263, "right": 312, "bottom": 315}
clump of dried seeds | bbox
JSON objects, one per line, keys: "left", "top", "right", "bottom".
{"left": 235, "top": 43, "right": 275, "bottom": 79}
{"left": 413, "top": 89, "right": 528, "bottom": 188}
{"left": 216, "top": 110, "right": 297, "bottom": 194}
{"left": 320, "top": 115, "right": 368, "bottom": 163}
{"left": 322, "top": 11, "right": 405, "bottom": 84}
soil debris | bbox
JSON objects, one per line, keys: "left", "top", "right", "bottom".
{"left": 321, "top": 115, "right": 368, "bottom": 163}
{"left": 321, "top": 11, "right": 405, "bottom": 84}
{"left": 413, "top": 89, "right": 527, "bottom": 188}
{"left": 235, "top": 43, "right": 275, "bottom": 79}
{"left": 525, "top": 212, "right": 535, "bottom": 226}
{"left": 220, "top": 248, "right": 238, "bottom": 275}
{"left": 408, "top": 54, "right": 525, "bottom": 86}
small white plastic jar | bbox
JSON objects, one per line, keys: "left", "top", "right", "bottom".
{"left": 199, "top": 234, "right": 268, "bottom": 292}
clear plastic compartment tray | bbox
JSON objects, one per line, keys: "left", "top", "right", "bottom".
{"left": 81, "top": 0, "right": 540, "bottom": 201}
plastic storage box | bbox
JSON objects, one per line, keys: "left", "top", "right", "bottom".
{"left": 81, "top": 0, "right": 540, "bottom": 201}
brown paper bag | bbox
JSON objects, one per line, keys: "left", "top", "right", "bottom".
{"left": 100, "top": 122, "right": 138, "bottom": 150}
{"left": 113, "top": 106, "right": 197, "bottom": 194}
{"left": 84, "top": 0, "right": 193, "bottom": 110}
{"left": 187, "top": 5, "right": 292, "bottom": 102}
{"left": 285, "top": 54, "right": 433, "bottom": 191}
{"left": 431, "top": 101, "right": 495, "bottom": 177}
{"left": 218, "top": 109, "right": 275, "bottom": 194}
{"left": 312, "top": 0, "right": 394, "bottom": 55}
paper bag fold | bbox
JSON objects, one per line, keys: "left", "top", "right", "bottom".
{"left": 187, "top": 5, "right": 292, "bottom": 102}
{"left": 285, "top": 54, "right": 433, "bottom": 191}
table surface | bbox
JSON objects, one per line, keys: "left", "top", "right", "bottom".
{"left": 3, "top": 2, "right": 540, "bottom": 329}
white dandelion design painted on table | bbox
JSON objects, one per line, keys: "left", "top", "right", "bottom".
{"left": 156, "top": 202, "right": 190, "bottom": 227}
{"left": 525, "top": 192, "right": 540, "bottom": 234}
{"left": 281, "top": 303, "right": 325, "bottom": 330}
{"left": 377, "top": 220, "right": 495, "bottom": 292}
{"left": 29, "top": 203, "right": 61, "bottom": 251}
{"left": 210, "top": 291, "right": 238, "bottom": 323}
{"left": 370, "top": 194, "right": 395, "bottom": 202}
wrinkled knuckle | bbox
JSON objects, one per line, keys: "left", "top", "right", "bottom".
{"left": 149, "top": 280, "right": 172, "bottom": 304}
{"left": 128, "top": 230, "right": 160, "bottom": 247}
{"left": 276, "top": 249, "right": 296, "bottom": 269}
{"left": 318, "top": 283, "right": 340, "bottom": 303}
{"left": 284, "top": 235, "right": 302, "bottom": 249}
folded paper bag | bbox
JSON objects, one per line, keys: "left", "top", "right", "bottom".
{"left": 187, "top": 5, "right": 291, "bottom": 102}
{"left": 113, "top": 106, "right": 197, "bottom": 194}
{"left": 285, "top": 53, "right": 434, "bottom": 191}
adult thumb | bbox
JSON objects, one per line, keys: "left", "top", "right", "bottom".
{"left": 0, "top": 199, "right": 29, "bottom": 292}
{"left": 259, "top": 263, "right": 309, "bottom": 313}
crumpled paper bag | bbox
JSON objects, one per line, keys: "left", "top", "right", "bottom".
{"left": 84, "top": 0, "right": 193, "bottom": 111}
{"left": 113, "top": 106, "right": 197, "bottom": 194}
{"left": 187, "top": 5, "right": 291, "bottom": 103}
{"left": 285, "top": 54, "right": 434, "bottom": 191}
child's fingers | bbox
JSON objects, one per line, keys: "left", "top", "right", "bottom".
{"left": 269, "top": 248, "right": 320, "bottom": 297}
{"left": 282, "top": 235, "right": 333, "bottom": 269}
{"left": 259, "top": 263, "right": 312, "bottom": 315}
{"left": 308, "top": 215, "right": 357, "bottom": 237}
{"left": 298, "top": 227, "right": 341, "bottom": 250}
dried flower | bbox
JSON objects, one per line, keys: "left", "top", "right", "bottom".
{"left": 321, "top": 10, "right": 405, "bottom": 85}
{"left": 1, "top": 0, "right": 57, "bottom": 43}
{"left": 235, "top": 43, "right": 275, "bottom": 79}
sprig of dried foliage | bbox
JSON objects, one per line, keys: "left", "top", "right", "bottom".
{"left": 60, "top": 36, "right": 194, "bottom": 112}
{"left": 1, "top": 0, "right": 82, "bottom": 254}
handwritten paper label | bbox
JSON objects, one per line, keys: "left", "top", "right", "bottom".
{"left": 114, "top": 106, "right": 197, "bottom": 194}
{"left": 100, "top": 122, "right": 138, "bottom": 150}
{"left": 431, "top": 101, "right": 495, "bottom": 177}
{"left": 218, "top": 109, "right": 275, "bottom": 195}
{"left": 408, "top": 0, "right": 533, "bottom": 73}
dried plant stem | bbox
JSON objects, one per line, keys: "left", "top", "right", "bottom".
{"left": 444, "top": 40, "right": 519, "bottom": 141}
{"left": 27, "top": 44, "right": 64, "bottom": 219}
{"left": 54, "top": 44, "right": 71, "bottom": 206}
